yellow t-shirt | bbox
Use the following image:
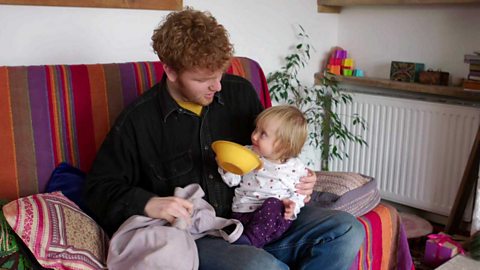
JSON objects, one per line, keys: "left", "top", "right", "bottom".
{"left": 176, "top": 100, "right": 203, "bottom": 116}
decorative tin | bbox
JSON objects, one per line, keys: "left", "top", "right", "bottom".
{"left": 390, "top": 61, "right": 425, "bottom": 83}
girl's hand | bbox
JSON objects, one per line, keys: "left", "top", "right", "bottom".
{"left": 282, "top": 199, "right": 296, "bottom": 220}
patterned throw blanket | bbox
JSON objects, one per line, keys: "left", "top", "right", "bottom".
{"left": 312, "top": 172, "right": 414, "bottom": 270}
{"left": 351, "top": 203, "right": 414, "bottom": 270}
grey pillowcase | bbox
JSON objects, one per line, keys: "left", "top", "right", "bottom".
{"left": 311, "top": 172, "right": 381, "bottom": 217}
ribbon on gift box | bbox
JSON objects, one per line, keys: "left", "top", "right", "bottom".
{"left": 427, "top": 233, "right": 465, "bottom": 255}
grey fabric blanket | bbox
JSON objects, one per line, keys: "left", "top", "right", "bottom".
{"left": 107, "top": 184, "right": 243, "bottom": 270}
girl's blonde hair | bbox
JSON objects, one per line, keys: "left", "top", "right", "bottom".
{"left": 255, "top": 105, "right": 308, "bottom": 161}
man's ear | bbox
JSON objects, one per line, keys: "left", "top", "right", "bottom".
{"left": 163, "top": 64, "right": 178, "bottom": 82}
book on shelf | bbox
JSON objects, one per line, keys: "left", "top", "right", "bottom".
{"left": 467, "top": 60, "right": 480, "bottom": 66}
{"left": 465, "top": 54, "right": 480, "bottom": 63}
{"left": 468, "top": 70, "right": 480, "bottom": 80}
{"left": 464, "top": 79, "right": 480, "bottom": 91}
{"left": 468, "top": 75, "right": 480, "bottom": 81}
{"left": 470, "top": 70, "right": 480, "bottom": 76}
{"left": 470, "top": 64, "right": 480, "bottom": 72}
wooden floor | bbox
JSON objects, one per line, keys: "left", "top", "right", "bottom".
{"left": 435, "top": 255, "right": 480, "bottom": 269}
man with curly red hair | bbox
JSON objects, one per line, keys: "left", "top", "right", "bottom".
{"left": 85, "top": 8, "right": 364, "bottom": 270}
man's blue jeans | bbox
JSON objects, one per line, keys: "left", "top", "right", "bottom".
{"left": 196, "top": 205, "right": 365, "bottom": 270}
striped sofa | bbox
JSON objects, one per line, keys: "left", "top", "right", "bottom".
{"left": 0, "top": 57, "right": 413, "bottom": 269}
{"left": 0, "top": 58, "right": 270, "bottom": 200}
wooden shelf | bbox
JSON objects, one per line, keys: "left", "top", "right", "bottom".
{"left": 0, "top": 0, "right": 183, "bottom": 10}
{"left": 315, "top": 74, "right": 480, "bottom": 103}
{"left": 317, "top": 0, "right": 480, "bottom": 13}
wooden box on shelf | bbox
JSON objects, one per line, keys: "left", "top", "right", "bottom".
{"left": 419, "top": 70, "right": 449, "bottom": 86}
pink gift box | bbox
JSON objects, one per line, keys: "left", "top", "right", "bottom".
{"left": 423, "top": 233, "right": 464, "bottom": 267}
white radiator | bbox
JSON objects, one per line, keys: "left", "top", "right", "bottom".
{"left": 330, "top": 93, "right": 480, "bottom": 217}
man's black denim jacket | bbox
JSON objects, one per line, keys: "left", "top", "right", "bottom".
{"left": 85, "top": 74, "right": 264, "bottom": 236}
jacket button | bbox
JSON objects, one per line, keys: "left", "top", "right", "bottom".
{"left": 208, "top": 174, "right": 214, "bottom": 180}
{"left": 204, "top": 145, "right": 209, "bottom": 150}
{"left": 213, "top": 203, "right": 219, "bottom": 208}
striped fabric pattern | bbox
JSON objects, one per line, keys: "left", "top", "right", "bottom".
{"left": 349, "top": 203, "right": 415, "bottom": 270}
{"left": 0, "top": 57, "right": 271, "bottom": 200}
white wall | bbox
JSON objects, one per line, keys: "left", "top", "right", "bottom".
{"left": 0, "top": 0, "right": 337, "bottom": 84}
{"left": 3, "top": 2, "right": 478, "bottom": 169}
{"left": 337, "top": 5, "right": 480, "bottom": 85}
{"left": 0, "top": 0, "right": 336, "bottom": 169}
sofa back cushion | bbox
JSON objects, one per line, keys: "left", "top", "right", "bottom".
{"left": 0, "top": 57, "right": 271, "bottom": 199}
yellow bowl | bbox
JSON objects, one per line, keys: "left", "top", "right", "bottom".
{"left": 212, "top": 140, "right": 262, "bottom": 175}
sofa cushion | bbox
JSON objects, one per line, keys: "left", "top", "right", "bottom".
{"left": 312, "top": 171, "right": 381, "bottom": 217}
{"left": 2, "top": 192, "right": 108, "bottom": 270}
{"left": 45, "top": 162, "right": 89, "bottom": 215}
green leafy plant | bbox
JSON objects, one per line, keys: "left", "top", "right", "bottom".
{"left": 464, "top": 230, "right": 480, "bottom": 260}
{"left": 267, "top": 26, "right": 367, "bottom": 170}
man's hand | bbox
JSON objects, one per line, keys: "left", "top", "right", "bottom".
{"left": 282, "top": 199, "right": 296, "bottom": 220}
{"left": 144, "top": 196, "right": 194, "bottom": 225}
{"left": 296, "top": 169, "right": 316, "bottom": 203}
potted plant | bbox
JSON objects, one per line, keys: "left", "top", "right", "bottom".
{"left": 267, "top": 26, "right": 367, "bottom": 171}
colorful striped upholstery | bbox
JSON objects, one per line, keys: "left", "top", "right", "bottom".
{"left": 0, "top": 57, "right": 271, "bottom": 200}
{"left": 350, "top": 203, "right": 414, "bottom": 270}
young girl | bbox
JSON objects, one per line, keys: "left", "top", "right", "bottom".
{"left": 217, "top": 105, "right": 309, "bottom": 248}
